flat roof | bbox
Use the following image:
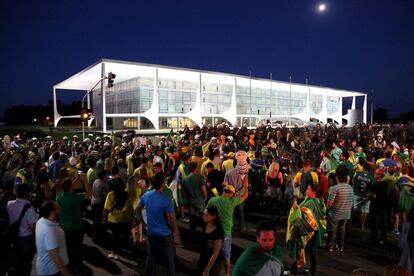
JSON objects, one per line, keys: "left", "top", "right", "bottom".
{"left": 54, "top": 58, "right": 366, "bottom": 97}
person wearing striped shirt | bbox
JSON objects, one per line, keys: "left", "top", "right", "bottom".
{"left": 325, "top": 165, "right": 354, "bottom": 252}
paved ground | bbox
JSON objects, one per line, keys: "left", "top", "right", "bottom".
{"left": 29, "top": 210, "right": 401, "bottom": 276}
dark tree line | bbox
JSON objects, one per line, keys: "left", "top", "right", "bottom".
{"left": 4, "top": 100, "right": 82, "bottom": 125}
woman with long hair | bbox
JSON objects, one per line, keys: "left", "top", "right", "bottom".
{"left": 35, "top": 168, "right": 53, "bottom": 206}
{"left": 54, "top": 167, "right": 69, "bottom": 194}
{"left": 103, "top": 180, "right": 134, "bottom": 259}
{"left": 126, "top": 175, "right": 146, "bottom": 245}
{"left": 265, "top": 158, "right": 284, "bottom": 223}
{"left": 197, "top": 206, "right": 223, "bottom": 276}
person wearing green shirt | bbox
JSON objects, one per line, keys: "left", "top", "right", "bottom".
{"left": 339, "top": 152, "right": 354, "bottom": 182}
{"left": 354, "top": 147, "right": 367, "bottom": 162}
{"left": 233, "top": 220, "right": 284, "bottom": 276}
{"left": 329, "top": 143, "right": 342, "bottom": 170}
{"left": 87, "top": 157, "right": 97, "bottom": 193}
{"left": 382, "top": 167, "right": 398, "bottom": 230}
{"left": 56, "top": 177, "right": 89, "bottom": 274}
{"left": 353, "top": 162, "right": 374, "bottom": 229}
{"left": 206, "top": 182, "right": 248, "bottom": 276}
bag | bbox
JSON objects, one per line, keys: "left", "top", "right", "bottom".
{"left": 4, "top": 203, "right": 31, "bottom": 243}
{"left": 300, "top": 172, "right": 313, "bottom": 196}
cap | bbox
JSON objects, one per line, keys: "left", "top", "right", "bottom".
{"left": 69, "top": 157, "right": 77, "bottom": 166}
{"left": 227, "top": 152, "right": 235, "bottom": 158}
{"left": 224, "top": 185, "right": 235, "bottom": 194}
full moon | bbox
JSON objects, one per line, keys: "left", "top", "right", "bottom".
{"left": 318, "top": 4, "right": 326, "bottom": 12}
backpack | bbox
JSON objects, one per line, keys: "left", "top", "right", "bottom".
{"left": 317, "top": 173, "right": 329, "bottom": 196}
{"left": 300, "top": 172, "right": 314, "bottom": 196}
{"left": 4, "top": 203, "right": 31, "bottom": 243}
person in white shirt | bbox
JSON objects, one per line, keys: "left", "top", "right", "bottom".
{"left": 36, "top": 201, "right": 71, "bottom": 276}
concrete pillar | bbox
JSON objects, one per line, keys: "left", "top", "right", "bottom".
{"left": 363, "top": 94, "right": 367, "bottom": 124}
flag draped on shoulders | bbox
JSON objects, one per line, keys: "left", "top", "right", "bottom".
{"left": 286, "top": 202, "right": 319, "bottom": 267}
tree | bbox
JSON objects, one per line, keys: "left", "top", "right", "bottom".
{"left": 373, "top": 107, "right": 388, "bottom": 124}
{"left": 4, "top": 100, "right": 82, "bottom": 125}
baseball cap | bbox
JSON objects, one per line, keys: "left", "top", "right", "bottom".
{"left": 227, "top": 152, "right": 235, "bottom": 158}
{"left": 224, "top": 185, "right": 235, "bottom": 194}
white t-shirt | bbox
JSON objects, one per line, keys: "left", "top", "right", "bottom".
{"left": 36, "top": 217, "right": 69, "bottom": 275}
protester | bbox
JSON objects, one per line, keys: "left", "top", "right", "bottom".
{"left": 197, "top": 206, "right": 224, "bottom": 276}
{"left": 353, "top": 162, "right": 374, "bottom": 230}
{"left": 56, "top": 177, "right": 89, "bottom": 274}
{"left": 7, "top": 184, "right": 37, "bottom": 276}
{"left": 206, "top": 182, "right": 249, "bottom": 276}
{"left": 91, "top": 169, "right": 109, "bottom": 241}
{"left": 233, "top": 220, "right": 284, "bottom": 275}
{"left": 184, "top": 161, "right": 207, "bottom": 233}
{"left": 223, "top": 150, "right": 250, "bottom": 232}
{"left": 325, "top": 165, "right": 354, "bottom": 252}
{"left": 104, "top": 178, "right": 134, "bottom": 259}
{"left": 36, "top": 201, "right": 71, "bottom": 276}
{"left": 369, "top": 168, "right": 388, "bottom": 244}
{"left": 136, "top": 172, "right": 177, "bottom": 276}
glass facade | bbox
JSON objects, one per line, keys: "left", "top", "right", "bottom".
{"left": 201, "top": 82, "right": 232, "bottom": 114}
{"left": 236, "top": 86, "right": 306, "bottom": 116}
{"left": 105, "top": 76, "right": 153, "bottom": 114}
{"left": 61, "top": 60, "right": 365, "bottom": 132}
{"left": 327, "top": 96, "right": 340, "bottom": 115}
{"left": 309, "top": 93, "right": 323, "bottom": 116}
{"left": 158, "top": 79, "right": 198, "bottom": 114}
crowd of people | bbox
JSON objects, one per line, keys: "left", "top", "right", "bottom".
{"left": 0, "top": 121, "right": 413, "bottom": 276}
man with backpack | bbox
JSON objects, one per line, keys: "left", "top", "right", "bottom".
{"left": 294, "top": 161, "right": 319, "bottom": 201}
{"left": 6, "top": 184, "right": 37, "bottom": 276}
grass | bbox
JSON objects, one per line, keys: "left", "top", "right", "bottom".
{"left": 0, "top": 125, "right": 100, "bottom": 140}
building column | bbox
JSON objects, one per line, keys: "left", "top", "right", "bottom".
{"left": 351, "top": 96, "right": 356, "bottom": 109}
{"left": 53, "top": 87, "right": 61, "bottom": 127}
{"left": 142, "top": 68, "right": 160, "bottom": 130}
{"left": 338, "top": 92, "right": 343, "bottom": 125}
{"left": 363, "top": 94, "right": 367, "bottom": 124}
{"left": 323, "top": 89, "right": 328, "bottom": 124}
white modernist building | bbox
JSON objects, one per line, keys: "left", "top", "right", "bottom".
{"left": 53, "top": 59, "right": 367, "bottom": 132}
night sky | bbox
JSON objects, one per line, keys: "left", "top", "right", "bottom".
{"left": 1, "top": 0, "right": 413, "bottom": 118}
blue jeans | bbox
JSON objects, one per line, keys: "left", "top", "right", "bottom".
{"left": 146, "top": 235, "right": 175, "bottom": 276}
{"left": 326, "top": 218, "right": 348, "bottom": 250}
{"left": 235, "top": 202, "right": 245, "bottom": 230}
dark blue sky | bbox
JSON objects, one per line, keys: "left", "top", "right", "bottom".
{"left": 1, "top": 0, "right": 413, "bottom": 117}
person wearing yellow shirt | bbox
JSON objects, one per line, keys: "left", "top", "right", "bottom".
{"left": 222, "top": 152, "right": 235, "bottom": 174}
{"left": 294, "top": 161, "right": 319, "bottom": 200}
{"left": 191, "top": 147, "right": 204, "bottom": 175}
{"left": 104, "top": 182, "right": 135, "bottom": 260}
{"left": 133, "top": 157, "right": 154, "bottom": 185}
{"left": 201, "top": 151, "right": 219, "bottom": 177}
{"left": 126, "top": 147, "right": 142, "bottom": 176}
